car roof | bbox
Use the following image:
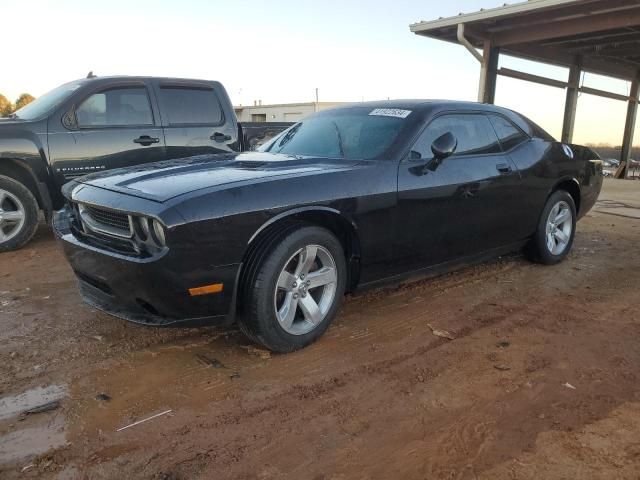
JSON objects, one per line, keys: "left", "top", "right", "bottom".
{"left": 332, "top": 99, "right": 518, "bottom": 114}
{"left": 324, "top": 100, "right": 554, "bottom": 141}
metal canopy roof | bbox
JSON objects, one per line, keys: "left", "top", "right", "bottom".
{"left": 410, "top": 0, "right": 640, "bottom": 80}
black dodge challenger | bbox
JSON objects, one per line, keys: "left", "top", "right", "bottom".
{"left": 54, "top": 101, "right": 603, "bottom": 352}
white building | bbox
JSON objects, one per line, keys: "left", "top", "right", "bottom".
{"left": 234, "top": 101, "right": 346, "bottom": 123}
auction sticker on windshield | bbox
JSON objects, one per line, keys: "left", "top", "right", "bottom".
{"left": 369, "top": 108, "right": 412, "bottom": 118}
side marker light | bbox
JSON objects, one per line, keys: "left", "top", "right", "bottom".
{"left": 188, "top": 283, "right": 224, "bottom": 296}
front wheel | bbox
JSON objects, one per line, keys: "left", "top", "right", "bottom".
{"left": 240, "top": 225, "right": 347, "bottom": 352}
{"left": 526, "top": 190, "right": 576, "bottom": 265}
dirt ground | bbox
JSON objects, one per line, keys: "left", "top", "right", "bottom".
{"left": 1, "top": 178, "right": 639, "bottom": 479}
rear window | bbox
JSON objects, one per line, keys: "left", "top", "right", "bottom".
{"left": 159, "top": 87, "right": 223, "bottom": 125}
{"left": 489, "top": 115, "right": 529, "bottom": 151}
{"left": 510, "top": 111, "right": 555, "bottom": 141}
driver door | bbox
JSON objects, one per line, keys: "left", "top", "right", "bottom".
{"left": 48, "top": 82, "right": 166, "bottom": 182}
{"left": 395, "top": 112, "right": 521, "bottom": 272}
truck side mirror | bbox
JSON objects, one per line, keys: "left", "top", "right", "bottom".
{"left": 62, "top": 107, "right": 78, "bottom": 130}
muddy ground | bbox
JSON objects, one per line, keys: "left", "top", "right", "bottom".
{"left": 1, "top": 178, "right": 639, "bottom": 479}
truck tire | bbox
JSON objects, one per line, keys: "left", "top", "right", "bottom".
{"left": 0, "top": 175, "right": 39, "bottom": 252}
{"left": 240, "top": 225, "right": 347, "bottom": 353}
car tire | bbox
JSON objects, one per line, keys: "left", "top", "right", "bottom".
{"left": 0, "top": 175, "right": 39, "bottom": 253}
{"left": 240, "top": 225, "right": 347, "bottom": 353}
{"left": 526, "top": 190, "right": 577, "bottom": 265}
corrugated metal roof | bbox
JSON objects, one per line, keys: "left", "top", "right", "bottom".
{"left": 410, "top": 0, "right": 579, "bottom": 32}
{"left": 410, "top": 0, "right": 640, "bottom": 80}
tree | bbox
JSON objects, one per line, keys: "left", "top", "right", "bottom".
{"left": 14, "top": 93, "right": 35, "bottom": 111}
{"left": 0, "top": 94, "right": 12, "bottom": 117}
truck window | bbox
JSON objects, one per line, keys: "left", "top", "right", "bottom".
{"left": 12, "top": 81, "right": 83, "bottom": 121}
{"left": 159, "top": 87, "right": 223, "bottom": 125}
{"left": 76, "top": 87, "right": 153, "bottom": 127}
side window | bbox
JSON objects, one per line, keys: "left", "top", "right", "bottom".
{"left": 76, "top": 87, "right": 153, "bottom": 127}
{"left": 489, "top": 115, "right": 529, "bottom": 151}
{"left": 159, "top": 87, "right": 223, "bottom": 125}
{"left": 412, "top": 114, "right": 501, "bottom": 158}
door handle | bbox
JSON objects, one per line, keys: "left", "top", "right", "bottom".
{"left": 496, "top": 163, "right": 512, "bottom": 174}
{"left": 210, "top": 132, "right": 232, "bottom": 142}
{"left": 133, "top": 135, "right": 160, "bottom": 146}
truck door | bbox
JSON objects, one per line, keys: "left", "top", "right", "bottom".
{"left": 153, "top": 81, "right": 237, "bottom": 159}
{"left": 48, "top": 81, "right": 166, "bottom": 182}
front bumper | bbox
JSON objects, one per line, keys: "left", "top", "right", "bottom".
{"left": 53, "top": 208, "right": 240, "bottom": 327}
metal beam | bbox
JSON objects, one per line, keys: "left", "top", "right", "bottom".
{"left": 481, "top": 41, "right": 500, "bottom": 104}
{"left": 566, "top": 37, "right": 640, "bottom": 54}
{"left": 619, "top": 73, "right": 640, "bottom": 179}
{"left": 590, "top": 47, "right": 640, "bottom": 59}
{"left": 542, "top": 29, "right": 640, "bottom": 49}
{"left": 562, "top": 63, "right": 581, "bottom": 144}
{"left": 497, "top": 67, "right": 634, "bottom": 103}
{"left": 508, "top": 43, "right": 638, "bottom": 80}
{"left": 579, "top": 86, "right": 633, "bottom": 102}
{"left": 493, "top": 8, "right": 640, "bottom": 46}
{"left": 497, "top": 68, "right": 568, "bottom": 89}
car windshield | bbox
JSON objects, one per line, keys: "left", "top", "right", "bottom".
{"left": 259, "top": 107, "right": 411, "bottom": 160}
{"left": 11, "top": 81, "right": 84, "bottom": 120}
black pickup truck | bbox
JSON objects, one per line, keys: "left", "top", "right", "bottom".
{"left": 0, "top": 76, "right": 291, "bottom": 251}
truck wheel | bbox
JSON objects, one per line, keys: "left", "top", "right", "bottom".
{"left": 526, "top": 190, "right": 576, "bottom": 265}
{"left": 0, "top": 175, "right": 39, "bottom": 252}
{"left": 240, "top": 225, "right": 347, "bottom": 353}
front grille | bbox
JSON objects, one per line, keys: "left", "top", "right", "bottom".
{"left": 77, "top": 203, "right": 132, "bottom": 238}
{"left": 85, "top": 205, "right": 130, "bottom": 231}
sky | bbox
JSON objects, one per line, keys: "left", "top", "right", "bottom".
{"left": 2, "top": 0, "right": 637, "bottom": 146}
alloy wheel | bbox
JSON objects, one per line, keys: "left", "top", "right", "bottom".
{"left": 545, "top": 200, "right": 573, "bottom": 255}
{"left": 273, "top": 244, "right": 338, "bottom": 335}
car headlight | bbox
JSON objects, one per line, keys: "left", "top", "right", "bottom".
{"left": 151, "top": 219, "right": 166, "bottom": 247}
{"left": 133, "top": 216, "right": 166, "bottom": 249}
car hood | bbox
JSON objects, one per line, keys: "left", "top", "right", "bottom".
{"left": 74, "top": 152, "right": 361, "bottom": 202}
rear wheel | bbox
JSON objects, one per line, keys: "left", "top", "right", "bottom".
{"left": 526, "top": 190, "right": 576, "bottom": 265}
{"left": 240, "top": 225, "right": 347, "bottom": 352}
{"left": 0, "top": 175, "right": 39, "bottom": 253}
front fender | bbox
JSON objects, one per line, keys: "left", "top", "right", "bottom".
{"left": 247, "top": 206, "right": 345, "bottom": 244}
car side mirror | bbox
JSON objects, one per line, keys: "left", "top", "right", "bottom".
{"left": 431, "top": 132, "right": 457, "bottom": 161}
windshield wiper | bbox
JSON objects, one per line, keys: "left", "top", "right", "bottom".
{"left": 331, "top": 121, "right": 345, "bottom": 157}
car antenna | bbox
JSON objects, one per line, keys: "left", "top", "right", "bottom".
{"left": 86, "top": 71, "right": 96, "bottom": 78}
